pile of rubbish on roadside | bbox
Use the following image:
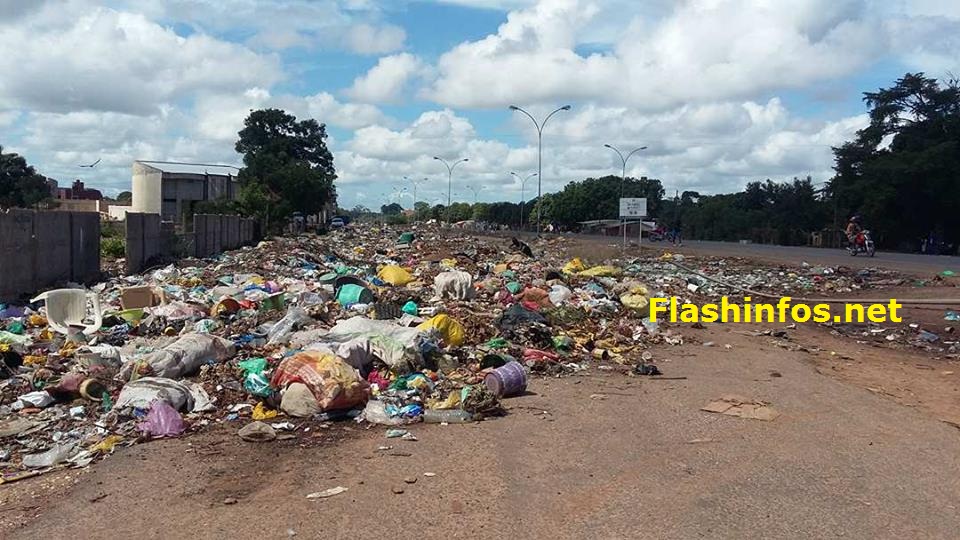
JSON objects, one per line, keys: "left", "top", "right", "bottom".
{"left": 0, "top": 225, "right": 930, "bottom": 482}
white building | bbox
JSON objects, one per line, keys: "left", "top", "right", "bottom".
{"left": 131, "top": 160, "right": 240, "bottom": 223}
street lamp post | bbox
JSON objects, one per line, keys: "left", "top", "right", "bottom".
{"left": 433, "top": 156, "right": 469, "bottom": 225}
{"left": 403, "top": 176, "right": 425, "bottom": 221}
{"left": 511, "top": 171, "right": 537, "bottom": 230}
{"left": 604, "top": 144, "right": 647, "bottom": 247}
{"left": 509, "top": 104, "right": 571, "bottom": 235}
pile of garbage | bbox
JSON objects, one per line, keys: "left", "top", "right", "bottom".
{"left": 0, "top": 225, "right": 918, "bottom": 481}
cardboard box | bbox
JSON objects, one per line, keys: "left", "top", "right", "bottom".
{"left": 120, "top": 286, "right": 159, "bottom": 310}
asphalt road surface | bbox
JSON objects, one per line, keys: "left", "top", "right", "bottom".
{"left": 667, "top": 240, "right": 960, "bottom": 276}
{"left": 503, "top": 232, "right": 960, "bottom": 276}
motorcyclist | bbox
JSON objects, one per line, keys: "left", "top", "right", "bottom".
{"left": 845, "top": 215, "right": 863, "bottom": 248}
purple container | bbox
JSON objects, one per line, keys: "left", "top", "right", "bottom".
{"left": 484, "top": 361, "right": 527, "bottom": 398}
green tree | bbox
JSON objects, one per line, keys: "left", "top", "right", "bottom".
{"left": 413, "top": 201, "right": 430, "bottom": 221}
{"left": 0, "top": 146, "right": 51, "bottom": 209}
{"left": 381, "top": 202, "right": 403, "bottom": 215}
{"left": 832, "top": 73, "right": 960, "bottom": 250}
{"left": 234, "top": 109, "right": 337, "bottom": 232}
{"left": 116, "top": 190, "right": 132, "bottom": 203}
{"left": 539, "top": 175, "right": 664, "bottom": 227}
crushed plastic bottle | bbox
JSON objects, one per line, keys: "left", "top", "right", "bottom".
{"left": 422, "top": 409, "right": 473, "bottom": 424}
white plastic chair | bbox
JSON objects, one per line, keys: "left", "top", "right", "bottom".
{"left": 31, "top": 289, "right": 102, "bottom": 336}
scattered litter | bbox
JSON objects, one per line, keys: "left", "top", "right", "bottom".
{"left": 701, "top": 395, "right": 780, "bottom": 421}
{"left": 306, "top": 486, "right": 348, "bottom": 499}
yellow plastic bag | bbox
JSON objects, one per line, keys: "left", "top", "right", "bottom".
{"left": 377, "top": 265, "right": 414, "bottom": 286}
{"left": 252, "top": 402, "right": 278, "bottom": 420}
{"left": 440, "top": 258, "right": 458, "bottom": 268}
{"left": 416, "top": 314, "right": 465, "bottom": 347}
{"left": 562, "top": 258, "right": 586, "bottom": 274}
{"left": 579, "top": 265, "right": 621, "bottom": 277}
{"left": 620, "top": 292, "right": 650, "bottom": 316}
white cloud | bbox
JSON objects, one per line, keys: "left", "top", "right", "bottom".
{"left": 304, "top": 92, "right": 390, "bottom": 129}
{"left": 0, "top": 5, "right": 281, "bottom": 115}
{"left": 424, "top": 0, "right": 913, "bottom": 110}
{"left": 123, "top": 0, "right": 405, "bottom": 54}
{"left": 334, "top": 99, "right": 868, "bottom": 208}
{"left": 343, "top": 23, "right": 407, "bottom": 55}
{"left": 346, "top": 53, "right": 424, "bottom": 103}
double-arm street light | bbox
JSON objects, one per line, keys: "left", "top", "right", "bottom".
{"left": 403, "top": 176, "right": 426, "bottom": 218}
{"left": 465, "top": 185, "right": 480, "bottom": 205}
{"left": 604, "top": 143, "right": 647, "bottom": 245}
{"left": 510, "top": 171, "right": 538, "bottom": 230}
{"left": 433, "top": 156, "right": 469, "bottom": 225}
{"left": 509, "top": 104, "right": 571, "bottom": 234}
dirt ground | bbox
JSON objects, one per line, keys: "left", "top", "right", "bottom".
{"left": 3, "top": 239, "right": 959, "bottom": 538}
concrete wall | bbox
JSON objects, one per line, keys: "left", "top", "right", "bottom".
{"left": 0, "top": 209, "right": 100, "bottom": 302}
{"left": 132, "top": 162, "right": 162, "bottom": 215}
{"left": 193, "top": 214, "right": 257, "bottom": 258}
{"left": 125, "top": 213, "right": 163, "bottom": 274}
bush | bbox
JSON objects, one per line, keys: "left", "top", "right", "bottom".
{"left": 101, "top": 236, "right": 125, "bottom": 259}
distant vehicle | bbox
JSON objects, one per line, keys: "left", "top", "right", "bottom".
{"left": 848, "top": 229, "right": 876, "bottom": 257}
{"left": 330, "top": 217, "right": 345, "bottom": 229}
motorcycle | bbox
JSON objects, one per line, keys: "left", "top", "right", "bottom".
{"left": 847, "top": 229, "right": 875, "bottom": 257}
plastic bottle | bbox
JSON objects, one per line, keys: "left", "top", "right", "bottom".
{"left": 422, "top": 409, "right": 473, "bottom": 424}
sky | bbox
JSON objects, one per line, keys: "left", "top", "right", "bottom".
{"left": 1, "top": 0, "right": 958, "bottom": 210}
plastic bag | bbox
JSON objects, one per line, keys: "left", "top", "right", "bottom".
{"left": 562, "top": 258, "right": 586, "bottom": 274}
{"left": 281, "top": 382, "right": 320, "bottom": 417}
{"left": 321, "top": 316, "right": 425, "bottom": 369}
{"left": 120, "top": 333, "right": 236, "bottom": 380}
{"left": 579, "top": 265, "right": 622, "bottom": 277}
{"left": 416, "top": 314, "right": 465, "bottom": 347}
{"left": 377, "top": 265, "right": 414, "bottom": 286}
{"left": 433, "top": 271, "right": 474, "bottom": 300}
{"left": 360, "top": 400, "right": 413, "bottom": 426}
{"left": 267, "top": 307, "right": 313, "bottom": 346}
{"left": 238, "top": 357, "right": 268, "bottom": 376}
{"left": 137, "top": 400, "right": 186, "bottom": 438}
{"left": 548, "top": 285, "right": 573, "bottom": 306}
{"left": 22, "top": 442, "right": 77, "bottom": 468}
{"left": 620, "top": 291, "right": 651, "bottom": 316}
{"left": 270, "top": 351, "right": 370, "bottom": 411}
{"left": 114, "top": 377, "right": 194, "bottom": 412}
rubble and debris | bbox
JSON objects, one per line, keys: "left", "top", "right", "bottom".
{"left": 0, "top": 224, "right": 924, "bottom": 481}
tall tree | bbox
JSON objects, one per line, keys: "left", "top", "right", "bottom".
{"left": 832, "top": 73, "right": 960, "bottom": 250}
{"left": 0, "top": 146, "right": 51, "bottom": 209}
{"left": 381, "top": 202, "right": 403, "bottom": 215}
{"left": 235, "top": 109, "right": 337, "bottom": 231}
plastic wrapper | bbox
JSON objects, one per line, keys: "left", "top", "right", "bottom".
{"left": 267, "top": 307, "right": 313, "bottom": 346}
{"left": 23, "top": 443, "right": 78, "bottom": 468}
{"left": 137, "top": 400, "right": 186, "bottom": 438}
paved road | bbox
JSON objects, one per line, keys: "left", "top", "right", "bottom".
{"left": 499, "top": 231, "right": 960, "bottom": 276}
{"left": 669, "top": 240, "right": 960, "bottom": 276}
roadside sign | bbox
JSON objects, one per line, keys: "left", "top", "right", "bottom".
{"left": 619, "top": 197, "right": 647, "bottom": 218}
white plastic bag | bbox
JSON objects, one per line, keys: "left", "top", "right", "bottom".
{"left": 267, "top": 307, "right": 313, "bottom": 345}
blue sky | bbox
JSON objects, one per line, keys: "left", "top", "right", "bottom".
{"left": 1, "top": 0, "right": 958, "bottom": 210}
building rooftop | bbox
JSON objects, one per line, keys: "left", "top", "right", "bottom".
{"left": 136, "top": 160, "right": 240, "bottom": 177}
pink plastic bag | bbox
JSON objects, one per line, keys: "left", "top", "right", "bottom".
{"left": 137, "top": 400, "right": 186, "bottom": 438}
